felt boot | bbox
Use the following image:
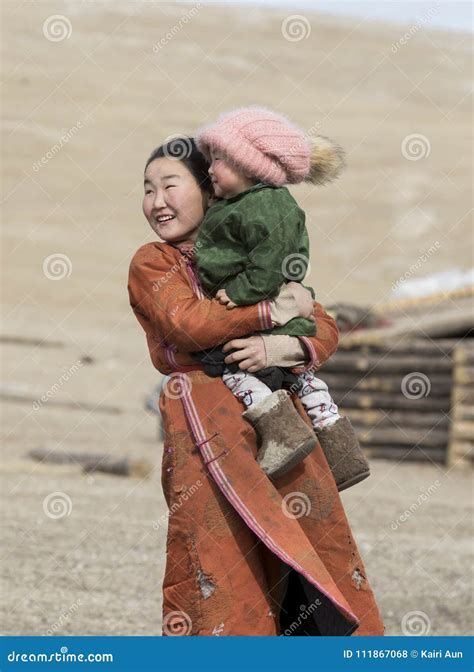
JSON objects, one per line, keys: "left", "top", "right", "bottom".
{"left": 243, "top": 390, "right": 316, "bottom": 479}
{"left": 315, "top": 416, "right": 370, "bottom": 491}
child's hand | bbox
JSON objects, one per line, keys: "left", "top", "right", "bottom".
{"left": 215, "top": 288, "right": 237, "bottom": 309}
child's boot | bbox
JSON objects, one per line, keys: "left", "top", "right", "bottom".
{"left": 315, "top": 416, "right": 370, "bottom": 491}
{"left": 243, "top": 390, "right": 316, "bottom": 479}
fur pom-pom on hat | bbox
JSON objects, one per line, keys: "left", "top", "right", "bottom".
{"left": 195, "top": 106, "right": 345, "bottom": 187}
{"left": 306, "top": 136, "right": 346, "bottom": 185}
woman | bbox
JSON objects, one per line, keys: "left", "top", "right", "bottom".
{"left": 128, "top": 137, "right": 384, "bottom": 636}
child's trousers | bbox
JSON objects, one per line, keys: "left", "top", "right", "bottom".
{"left": 223, "top": 368, "right": 340, "bottom": 429}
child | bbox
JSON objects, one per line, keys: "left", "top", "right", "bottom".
{"left": 192, "top": 106, "right": 370, "bottom": 489}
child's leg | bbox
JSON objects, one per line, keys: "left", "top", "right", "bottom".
{"left": 295, "top": 371, "right": 370, "bottom": 491}
{"left": 222, "top": 367, "right": 316, "bottom": 479}
{"left": 222, "top": 368, "right": 272, "bottom": 407}
{"left": 296, "top": 371, "right": 340, "bottom": 430}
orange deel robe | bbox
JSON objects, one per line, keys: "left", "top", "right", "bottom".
{"left": 128, "top": 241, "right": 384, "bottom": 637}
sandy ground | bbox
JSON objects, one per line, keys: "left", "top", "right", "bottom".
{"left": 1, "top": 444, "right": 472, "bottom": 636}
{"left": 1, "top": 1, "right": 472, "bottom": 636}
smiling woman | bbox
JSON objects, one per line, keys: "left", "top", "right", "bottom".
{"left": 128, "top": 136, "right": 384, "bottom": 636}
{"left": 143, "top": 141, "right": 212, "bottom": 243}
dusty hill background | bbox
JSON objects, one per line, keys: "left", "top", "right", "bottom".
{"left": 2, "top": 1, "right": 472, "bottom": 636}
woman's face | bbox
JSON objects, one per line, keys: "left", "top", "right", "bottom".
{"left": 143, "top": 157, "right": 208, "bottom": 243}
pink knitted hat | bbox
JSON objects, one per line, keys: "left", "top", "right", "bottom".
{"left": 195, "top": 106, "right": 312, "bottom": 187}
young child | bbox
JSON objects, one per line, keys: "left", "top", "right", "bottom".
{"left": 192, "top": 106, "right": 370, "bottom": 489}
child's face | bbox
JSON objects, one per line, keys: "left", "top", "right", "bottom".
{"left": 208, "top": 149, "right": 255, "bottom": 199}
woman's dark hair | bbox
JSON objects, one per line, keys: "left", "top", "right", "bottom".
{"left": 145, "top": 136, "right": 212, "bottom": 194}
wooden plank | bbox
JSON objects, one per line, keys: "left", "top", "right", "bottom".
{"left": 366, "top": 446, "right": 445, "bottom": 463}
{"left": 335, "top": 391, "right": 450, "bottom": 412}
{"left": 357, "top": 427, "right": 448, "bottom": 448}
{"left": 450, "top": 404, "right": 474, "bottom": 423}
{"left": 448, "top": 343, "right": 474, "bottom": 468}
{"left": 374, "top": 285, "right": 474, "bottom": 315}
{"left": 450, "top": 421, "right": 474, "bottom": 442}
{"left": 324, "top": 352, "right": 452, "bottom": 374}
{"left": 453, "top": 366, "right": 474, "bottom": 386}
{"left": 338, "top": 337, "right": 462, "bottom": 356}
{"left": 322, "top": 373, "right": 451, "bottom": 396}
{"left": 341, "top": 407, "right": 450, "bottom": 429}
{"left": 452, "top": 387, "right": 474, "bottom": 405}
{"left": 338, "top": 303, "right": 473, "bottom": 345}
{"left": 446, "top": 441, "right": 474, "bottom": 468}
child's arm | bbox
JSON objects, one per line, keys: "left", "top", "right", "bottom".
{"left": 223, "top": 189, "right": 310, "bottom": 305}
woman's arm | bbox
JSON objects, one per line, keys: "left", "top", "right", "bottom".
{"left": 260, "top": 334, "right": 308, "bottom": 367}
{"left": 128, "top": 243, "right": 270, "bottom": 353}
{"left": 128, "top": 243, "right": 314, "bottom": 353}
{"left": 222, "top": 301, "right": 339, "bottom": 373}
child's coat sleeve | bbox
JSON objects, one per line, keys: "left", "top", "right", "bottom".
{"left": 224, "top": 189, "right": 310, "bottom": 305}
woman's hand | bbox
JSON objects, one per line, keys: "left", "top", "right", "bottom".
{"left": 222, "top": 335, "right": 267, "bottom": 373}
